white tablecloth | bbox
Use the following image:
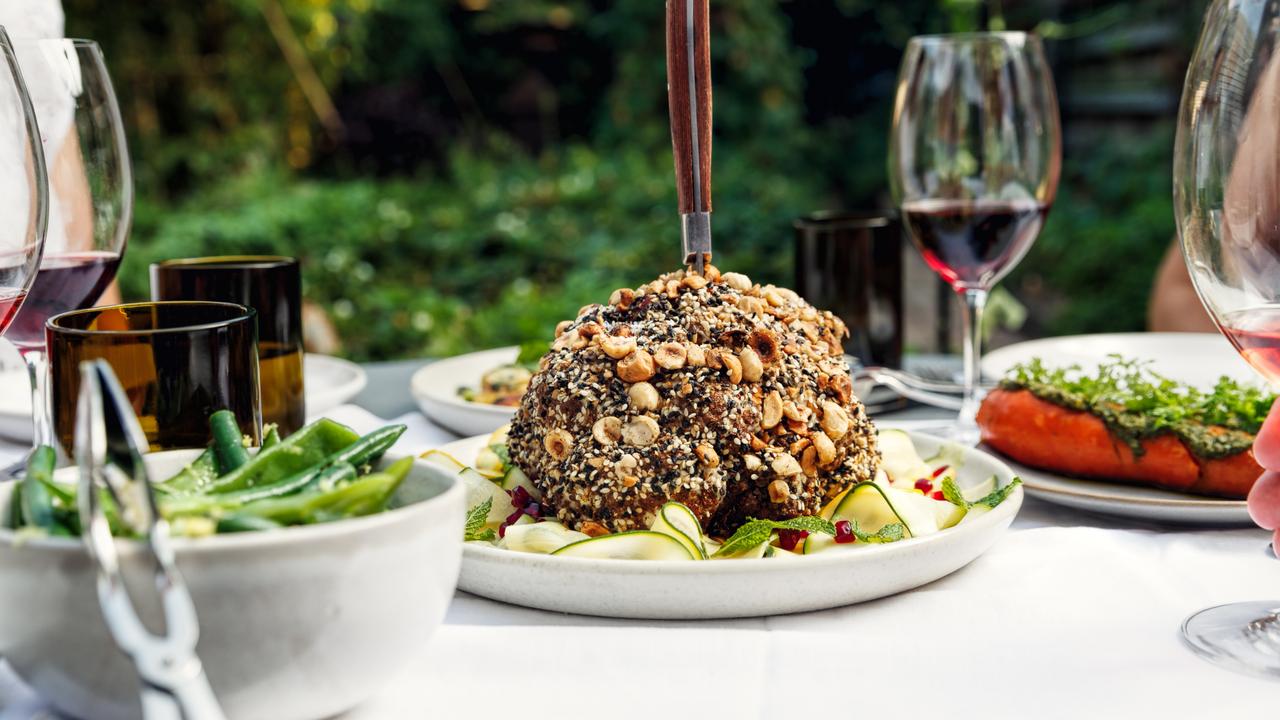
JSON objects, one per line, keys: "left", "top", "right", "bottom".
{"left": 1, "top": 407, "right": 1277, "bottom": 718}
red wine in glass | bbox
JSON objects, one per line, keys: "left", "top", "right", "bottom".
{"left": 901, "top": 198, "right": 1049, "bottom": 291}
{"left": 1221, "top": 306, "right": 1280, "bottom": 384}
{"left": 6, "top": 251, "right": 122, "bottom": 349}
{"left": 0, "top": 289, "right": 25, "bottom": 334}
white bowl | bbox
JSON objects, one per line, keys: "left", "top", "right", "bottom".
{"left": 0, "top": 451, "right": 465, "bottom": 720}
{"left": 410, "top": 347, "right": 519, "bottom": 436}
{"left": 451, "top": 431, "right": 1023, "bottom": 619}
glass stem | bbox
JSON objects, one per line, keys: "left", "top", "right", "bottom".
{"left": 957, "top": 288, "right": 988, "bottom": 444}
{"left": 20, "top": 348, "right": 56, "bottom": 453}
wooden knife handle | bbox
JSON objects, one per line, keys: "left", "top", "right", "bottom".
{"left": 666, "top": 0, "right": 712, "bottom": 215}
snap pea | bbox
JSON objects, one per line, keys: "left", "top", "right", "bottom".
{"left": 235, "top": 456, "right": 413, "bottom": 525}
{"left": 5, "top": 482, "right": 23, "bottom": 530}
{"left": 333, "top": 425, "right": 406, "bottom": 468}
{"left": 202, "top": 418, "right": 361, "bottom": 494}
{"left": 261, "top": 424, "right": 282, "bottom": 450}
{"left": 211, "top": 410, "right": 251, "bottom": 473}
{"left": 159, "top": 448, "right": 219, "bottom": 495}
{"left": 162, "top": 461, "right": 360, "bottom": 517}
{"left": 20, "top": 446, "right": 58, "bottom": 532}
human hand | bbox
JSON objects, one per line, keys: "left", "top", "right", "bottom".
{"left": 1248, "top": 399, "right": 1280, "bottom": 552}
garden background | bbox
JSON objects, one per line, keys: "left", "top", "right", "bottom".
{"left": 65, "top": 0, "right": 1207, "bottom": 361}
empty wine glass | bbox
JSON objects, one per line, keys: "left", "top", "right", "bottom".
{"left": 0, "top": 26, "right": 48, "bottom": 338}
{"left": 1174, "top": 0, "right": 1280, "bottom": 679}
{"left": 6, "top": 39, "right": 131, "bottom": 456}
{"left": 888, "top": 32, "right": 1061, "bottom": 444}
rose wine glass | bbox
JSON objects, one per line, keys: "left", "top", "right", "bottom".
{"left": 5, "top": 39, "right": 131, "bottom": 456}
{"left": 1174, "top": 0, "right": 1280, "bottom": 680}
{"left": 888, "top": 32, "right": 1061, "bottom": 444}
{"left": 0, "top": 27, "right": 49, "bottom": 339}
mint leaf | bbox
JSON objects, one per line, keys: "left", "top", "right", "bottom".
{"left": 714, "top": 516, "right": 835, "bottom": 557}
{"left": 491, "top": 443, "right": 511, "bottom": 466}
{"left": 849, "top": 520, "right": 905, "bottom": 543}
{"left": 464, "top": 498, "right": 495, "bottom": 541}
{"left": 941, "top": 478, "right": 967, "bottom": 507}
{"left": 972, "top": 477, "right": 1022, "bottom": 509}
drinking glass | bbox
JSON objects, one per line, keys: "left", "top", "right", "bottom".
{"left": 0, "top": 27, "right": 49, "bottom": 337}
{"left": 151, "top": 256, "right": 305, "bottom": 434}
{"left": 46, "top": 302, "right": 261, "bottom": 452}
{"left": 6, "top": 39, "right": 131, "bottom": 454}
{"left": 1174, "top": 0, "right": 1280, "bottom": 680}
{"left": 888, "top": 32, "right": 1061, "bottom": 444}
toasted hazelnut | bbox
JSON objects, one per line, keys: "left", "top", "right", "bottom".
{"left": 786, "top": 418, "right": 811, "bottom": 436}
{"left": 830, "top": 374, "right": 853, "bottom": 404}
{"left": 821, "top": 401, "right": 850, "bottom": 440}
{"left": 586, "top": 456, "right": 605, "bottom": 468}
{"left": 722, "top": 272, "right": 752, "bottom": 292}
{"left": 554, "top": 320, "right": 573, "bottom": 337}
{"left": 686, "top": 344, "right": 706, "bottom": 367}
{"left": 581, "top": 521, "right": 610, "bottom": 537}
{"left": 666, "top": 279, "right": 680, "bottom": 298}
{"left": 721, "top": 352, "right": 743, "bottom": 384}
{"left": 748, "top": 329, "right": 781, "bottom": 364}
{"left": 543, "top": 429, "right": 573, "bottom": 460}
{"left": 628, "top": 381, "right": 660, "bottom": 411}
{"left": 622, "top": 475, "right": 639, "bottom": 488}
{"left": 771, "top": 453, "right": 802, "bottom": 476}
{"left": 800, "top": 306, "right": 817, "bottom": 322}
{"left": 800, "top": 446, "right": 818, "bottom": 476}
{"left": 789, "top": 437, "right": 811, "bottom": 455}
{"left": 762, "top": 391, "right": 784, "bottom": 430}
{"left": 601, "top": 335, "right": 637, "bottom": 360}
{"left": 706, "top": 350, "right": 723, "bottom": 369}
{"left": 578, "top": 322, "right": 603, "bottom": 341}
{"left": 702, "top": 263, "right": 721, "bottom": 282}
{"left": 768, "top": 479, "right": 791, "bottom": 504}
{"left": 592, "top": 416, "right": 622, "bottom": 445}
{"left": 762, "top": 287, "right": 785, "bottom": 307}
{"left": 654, "top": 342, "right": 688, "bottom": 370}
{"left": 617, "top": 349, "right": 656, "bottom": 382}
{"left": 739, "top": 347, "right": 763, "bottom": 383}
{"left": 570, "top": 332, "right": 590, "bottom": 350}
{"left": 609, "top": 287, "right": 635, "bottom": 309}
{"left": 744, "top": 454, "right": 763, "bottom": 471}
{"left": 618, "top": 453, "right": 639, "bottom": 470}
{"left": 750, "top": 435, "right": 769, "bottom": 451}
{"left": 611, "top": 324, "right": 633, "bottom": 337}
{"left": 782, "top": 400, "right": 811, "bottom": 423}
{"left": 682, "top": 273, "right": 708, "bottom": 290}
{"left": 812, "top": 430, "right": 838, "bottom": 467}
{"left": 621, "top": 415, "right": 660, "bottom": 446}
{"left": 695, "top": 443, "right": 720, "bottom": 468}
{"left": 678, "top": 382, "right": 693, "bottom": 397}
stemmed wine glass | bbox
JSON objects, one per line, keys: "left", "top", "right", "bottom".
{"left": 1174, "top": 0, "right": 1280, "bottom": 680}
{"left": 0, "top": 27, "right": 48, "bottom": 339}
{"left": 5, "top": 39, "right": 131, "bottom": 456}
{"left": 888, "top": 32, "right": 1061, "bottom": 444}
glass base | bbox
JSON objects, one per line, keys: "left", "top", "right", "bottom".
{"left": 1181, "top": 601, "right": 1280, "bottom": 681}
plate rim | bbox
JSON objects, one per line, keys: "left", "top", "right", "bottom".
{"left": 981, "top": 331, "right": 1250, "bottom": 384}
{"left": 446, "top": 431, "right": 1023, "bottom": 573}
{"left": 410, "top": 347, "right": 520, "bottom": 419}
{"left": 997, "top": 452, "right": 1248, "bottom": 510}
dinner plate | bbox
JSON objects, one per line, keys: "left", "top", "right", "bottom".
{"left": 443, "top": 431, "right": 1022, "bottom": 619}
{"left": 410, "top": 347, "right": 519, "bottom": 437}
{"left": 981, "top": 332, "right": 1257, "bottom": 388}
{"left": 980, "top": 332, "right": 1257, "bottom": 525}
{"left": 0, "top": 354, "right": 368, "bottom": 441}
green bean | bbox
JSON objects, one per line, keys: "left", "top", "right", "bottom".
{"left": 333, "top": 425, "right": 406, "bottom": 467}
{"left": 236, "top": 456, "right": 413, "bottom": 525}
{"left": 20, "top": 446, "right": 58, "bottom": 532}
{"left": 162, "top": 461, "right": 359, "bottom": 517}
{"left": 5, "top": 482, "right": 24, "bottom": 530}
{"left": 216, "top": 514, "right": 284, "bottom": 534}
{"left": 204, "top": 418, "right": 361, "bottom": 494}
{"left": 211, "top": 410, "right": 250, "bottom": 473}
{"left": 159, "top": 448, "right": 219, "bottom": 495}
{"left": 261, "top": 424, "right": 282, "bottom": 449}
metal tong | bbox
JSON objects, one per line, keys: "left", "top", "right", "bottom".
{"left": 75, "top": 360, "right": 227, "bottom": 720}
{"left": 666, "top": 0, "right": 713, "bottom": 272}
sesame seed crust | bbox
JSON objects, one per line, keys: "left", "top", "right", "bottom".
{"left": 507, "top": 266, "right": 880, "bottom": 536}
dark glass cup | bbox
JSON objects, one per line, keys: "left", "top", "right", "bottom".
{"left": 151, "top": 256, "right": 305, "bottom": 434}
{"left": 794, "top": 212, "right": 904, "bottom": 368}
{"left": 47, "top": 301, "right": 262, "bottom": 452}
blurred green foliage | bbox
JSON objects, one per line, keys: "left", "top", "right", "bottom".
{"left": 70, "top": 0, "right": 1200, "bottom": 360}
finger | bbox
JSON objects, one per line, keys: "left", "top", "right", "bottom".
{"left": 1247, "top": 470, "right": 1280, "bottom": 530}
{"left": 1253, "top": 398, "right": 1280, "bottom": 469}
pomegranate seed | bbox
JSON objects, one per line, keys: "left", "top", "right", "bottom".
{"left": 510, "top": 486, "right": 532, "bottom": 508}
{"left": 777, "top": 529, "right": 809, "bottom": 551}
{"left": 834, "top": 520, "right": 856, "bottom": 544}
{"left": 505, "top": 508, "right": 525, "bottom": 526}
{"left": 914, "top": 478, "right": 933, "bottom": 493}
{"left": 931, "top": 465, "right": 950, "bottom": 478}
{"left": 931, "top": 491, "right": 946, "bottom": 501}
{"left": 498, "top": 522, "right": 509, "bottom": 538}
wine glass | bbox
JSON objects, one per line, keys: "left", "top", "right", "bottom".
{"left": 1174, "top": 0, "right": 1280, "bottom": 680}
{"left": 5, "top": 39, "right": 131, "bottom": 455}
{"left": 888, "top": 32, "right": 1061, "bottom": 444}
{"left": 0, "top": 27, "right": 49, "bottom": 337}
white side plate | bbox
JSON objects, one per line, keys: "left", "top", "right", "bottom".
{"left": 410, "top": 347, "right": 519, "bottom": 437}
{"left": 444, "top": 431, "right": 1022, "bottom": 619}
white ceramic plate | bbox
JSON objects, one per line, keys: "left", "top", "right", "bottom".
{"left": 0, "top": 354, "right": 367, "bottom": 442}
{"left": 410, "top": 347, "right": 519, "bottom": 437}
{"left": 981, "top": 333, "right": 1257, "bottom": 525}
{"left": 305, "top": 354, "right": 368, "bottom": 414}
{"left": 443, "top": 431, "right": 1022, "bottom": 619}
{"left": 981, "top": 332, "right": 1256, "bottom": 388}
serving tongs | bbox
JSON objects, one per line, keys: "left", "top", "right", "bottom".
{"left": 75, "top": 359, "right": 227, "bottom": 720}
{"left": 667, "top": 0, "right": 713, "bottom": 273}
